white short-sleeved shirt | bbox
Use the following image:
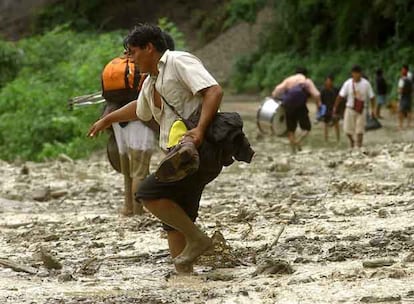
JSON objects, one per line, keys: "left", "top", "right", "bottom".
{"left": 136, "top": 50, "right": 218, "bottom": 150}
{"left": 339, "top": 78, "right": 375, "bottom": 108}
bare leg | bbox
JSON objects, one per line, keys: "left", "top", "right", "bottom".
{"left": 398, "top": 112, "right": 404, "bottom": 130}
{"left": 167, "top": 231, "right": 193, "bottom": 273}
{"left": 334, "top": 121, "right": 340, "bottom": 143}
{"left": 356, "top": 133, "right": 363, "bottom": 148}
{"left": 324, "top": 123, "right": 329, "bottom": 142}
{"left": 347, "top": 134, "right": 355, "bottom": 148}
{"left": 142, "top": 198, "right": 211, "bottom": 267}
{"left": 287, "top": 131, "right": 297, "bottom": 153}
{"left": 376, "top": 105, "right": 382, "bottom": 118}
{"left": 132, "top": 177, "right": 144, "bottom": 215}
{"left": 296, "top": 130, "right": 309, "bottom": 149}
{"left": 121, "top": 175, "right": 134, "bottom": 216}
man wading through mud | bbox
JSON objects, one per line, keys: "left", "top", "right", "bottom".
{"left": 272, "top": 67, "right": 321, "bottom": 153}
{"left": 88, "top": 24, "right": 234, "bottom": 273}
{"left": 334, "top": 65, "right": 376, "bottom": 149}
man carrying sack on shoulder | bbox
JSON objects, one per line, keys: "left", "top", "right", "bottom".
{"left": 88, "top": 24, "right": 254, "bottom": 274}
{"left": 334, "top": 65, "right": 376, "bottom": 149}
{"left": 271, "top": 67, "right": 321, "bottom": 153}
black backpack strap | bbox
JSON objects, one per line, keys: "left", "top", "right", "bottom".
{"left": 124, "top": 59, "right": 131, "bottom": 89}
{"left": 160, "top": 93, "right": 184, "bottom": 120}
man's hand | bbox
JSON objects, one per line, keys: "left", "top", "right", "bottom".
{"left": 371, "top": 111, "right": 377, "bottom": 119}
{"left": 189, "top": 85, "right": 222, "bottom": 147}
{"left": 88, "top": 100, "right": 139, "bottom": 137}
{"left": 184, "top": 127, "right": 204, "bottom": 147}
{"left": 88, "top": 117, "right": 112, "bottom": 137}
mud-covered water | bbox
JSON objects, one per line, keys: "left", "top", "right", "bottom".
{"left": 1, "top": 99, "right": 414, "bottom": 304}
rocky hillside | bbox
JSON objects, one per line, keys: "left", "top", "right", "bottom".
{"left": 0, "top": 0, "right": 272, "bottom": 84}
{"left": 0, "top": 0, "right": 57, "bottom": 40}
{"left": 194, "top": 8, "right": 273, "bottom": 84}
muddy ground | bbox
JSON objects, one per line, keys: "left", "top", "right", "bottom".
{"left": 1, "top": 98, "right": 414, "bottom": 304}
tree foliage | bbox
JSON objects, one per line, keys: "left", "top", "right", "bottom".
{"left": 158, "top": 18, "right": 187, "bottom": 50}
{"left": 0, "top": 17, "right": 189, "bottom": 161}
{"left": 0, "top": 28, "right": 126, "bottom": 161}
{"left": 266, "top": 0, "right": 414, "bottom": 54}
{"left": 232, "top": 0, "right": 414, "bottom": 93}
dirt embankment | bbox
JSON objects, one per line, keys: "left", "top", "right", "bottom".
{"left": 1, "top": 101, "right": 414, "bottom": 303}
{"left": 194, "top": 8, "right": 274, "bottom": 84}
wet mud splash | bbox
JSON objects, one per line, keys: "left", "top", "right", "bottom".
{"left": 1, "top": 100, "right": 414, "bottom": 303}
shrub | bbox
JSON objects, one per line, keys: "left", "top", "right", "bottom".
{"left": 158, "top": 17, "right": 187, "bottom": 50}
{"left": 225, "top": 0, "right": 267, "bottom": 28}
{"left": 0, "top": 40, "right": 23, "bottom": 88}
{"left": 231, "top": 47, "right": 414, "bottom": 97}
{"left": 0, "top": 28, "right": 126, "bottom": 161}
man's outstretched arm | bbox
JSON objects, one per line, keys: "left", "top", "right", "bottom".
{"left": 333, "top": 96, "right": 344, "bottom": 115}
{"left": 272, "top": 80, "right": 287, "bottom": 98}
{"left": 88, "top": 100, "right": 138, "bottom": 137}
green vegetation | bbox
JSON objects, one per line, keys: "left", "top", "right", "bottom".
{"left": 2, "top": 0, "right": 412, "bottom": 162}
{"left": 224, "top": 0, "right": 266, "bottom": 27}
{"left": 0, "top": 40, "right": 22, "bottom": 88}
{"left": 158, "top": 18, "right": 187, "bottom": 50}
{"left": 232, "top": 0, "right": 414, "bottom": 94}
{"left": 33, "top": 0, "right": 112, "bottom": 33}
{"left": 191, "top": 0, "right": 266, "bottom": 45}
{"left": 232, "top": 47, "right": 414, "bottom": 97}
{"left": 0, "top": 27, "right": 126, "bottom": 161}
{"left": 0, "top": 18, "right": 186, "bottom": 162}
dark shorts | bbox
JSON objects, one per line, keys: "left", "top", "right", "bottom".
{"left": 400, "top": 96, "right": 412, "bottom": 114}
{"left": 135, "top": 172, "right": 205, "bottom": 231}
{"left": 323, "top": 111, "right": 333, "bottom": 123}
{"left": 285, "top": 105, "right": 311, "bottom": 132}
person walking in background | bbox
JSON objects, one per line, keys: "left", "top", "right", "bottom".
{"left": 100, "top": 31, "right": 174, "bottom": 216}
{"left": 271, "top": 67, "right": 321, "bottom": 153}
{"left": 375, "top": 68, "right": 388, "bottom": 119}
{"left": 320, "top": 75, "right": 340, "bottom": 142}
{"left": 333, "top": 65, "right": 376, "bottom": 149}
{"left": 108, "top": 74, "right": 156, "bottom": 216}
{"left": 397, "top": 64, "right": 412, "bottom": 130}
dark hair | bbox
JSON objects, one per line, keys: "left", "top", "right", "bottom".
{"left": 162, "top": 31, "right": 175, "bottom": 51}
{"left": 296, "top": 67, "right": 308, "bottom": 77}
{"left": 326, "top": 74, "right": 334, "bottom": 81}
{"left": 124, "top": 24, "right": 168, "bottom": 53}
{"left": 403, "top": 64, "right": 409, "bottom": 70}
{"left": 351, "top": 65, "right": 362, "bottom": 73}
{"left": 376, "top": 68, "right": 383, "bottom": 76}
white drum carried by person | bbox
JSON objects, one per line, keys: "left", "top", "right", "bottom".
{"left": 256, "top": 97, "right": 287, "bottom": 136}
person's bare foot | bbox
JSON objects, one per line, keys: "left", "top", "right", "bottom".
{"left": 174, "top": 262, "right": 194, "bottom": 274}
{"left": 133, "top": 202, "right": 144, "bottom": 215}
{"left": 121, "top": 202, "right": 145, "bottom": 216}
{"left": 174, "top": 233, "right": 212, "bottom": 266}
{"left": 120, "top": 205, "right": 134, "bottom": 217}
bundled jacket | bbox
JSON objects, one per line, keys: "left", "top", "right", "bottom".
{"left": 196, "top": 112, "right": 255, "bottom": 184}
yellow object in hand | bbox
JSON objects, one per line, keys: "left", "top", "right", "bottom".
{"left": 167, "top": 120, "right": 188, "bottom": 148}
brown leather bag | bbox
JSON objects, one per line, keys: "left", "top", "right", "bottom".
{"left": 352, "top": 81, "right": 364, "bottom": 114}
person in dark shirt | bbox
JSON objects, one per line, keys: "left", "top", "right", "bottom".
{"left": 320, "top": 75, "right": 339, "bottom": 142}
{"left": 375, "top": 68, "right": 388, "bottom": 119}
